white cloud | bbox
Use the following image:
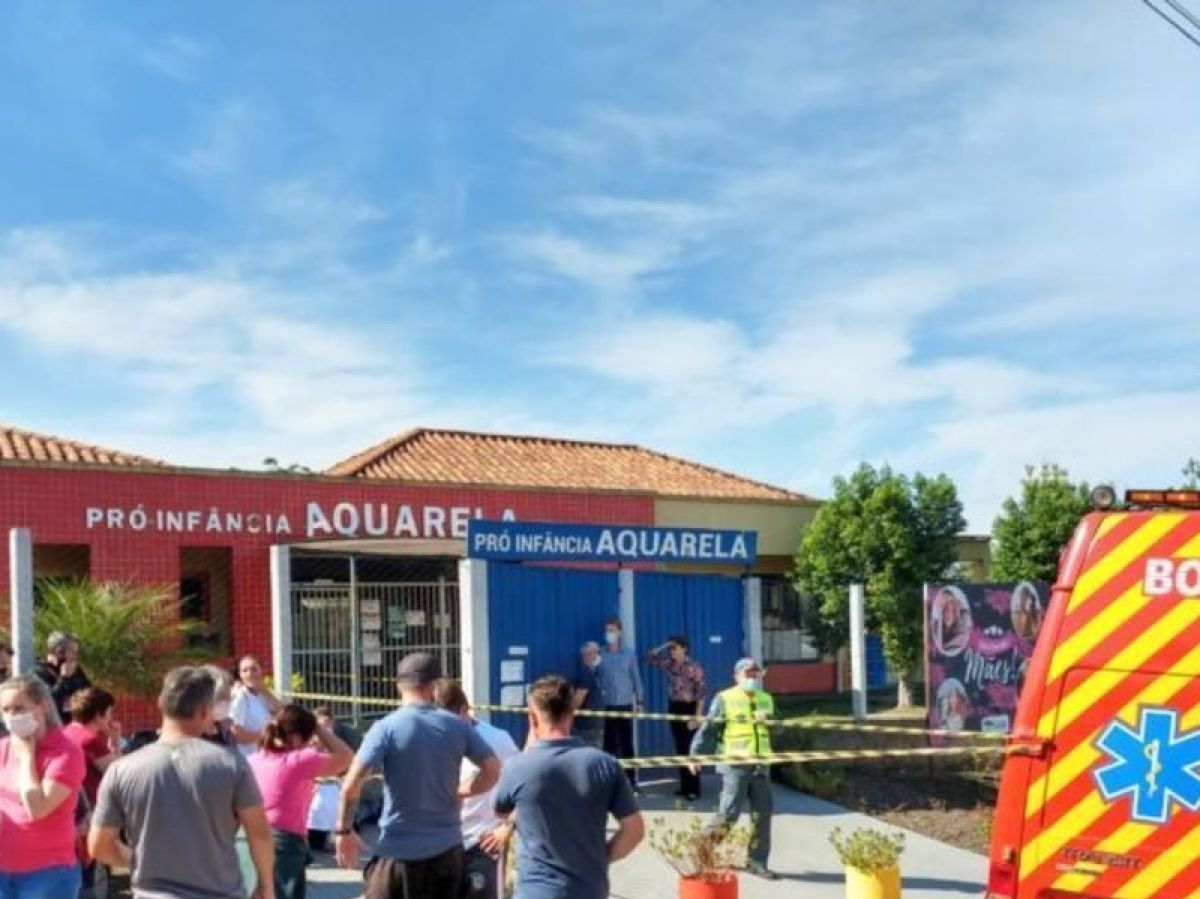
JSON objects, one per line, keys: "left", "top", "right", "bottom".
{"left": 501, "top": 230, "right": 676, "bottom": 295}
{"left": 910, "top": 392, "right": 1200, "bottom": 530}
{"left": 0, "top": 231, "right": 429, "bottom": 466}
{"left": 178, "top": 99, "right": 256, "bottom": 180}
{"left": 140, "top": 35, "right": 207, "bottom": 82}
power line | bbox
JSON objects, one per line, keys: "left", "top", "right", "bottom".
{"left": 1163, "top": 0, "right": 1200, "bottom": 31}
{"left": 1139, "top": 0, "right": 1200, "bottom": 50}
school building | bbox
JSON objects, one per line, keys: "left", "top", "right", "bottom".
{"left": 0, "top": 422, "right": 989, "bottom": 709}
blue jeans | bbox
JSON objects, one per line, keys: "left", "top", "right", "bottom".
{"left": 273, "top": 829, "right": 313, "bottom": 899}
{"left": 0, "top": 865, "right": 82, "bottom": 899}
{"left": 711, "top": 767, "right": 773, "bottom": 866}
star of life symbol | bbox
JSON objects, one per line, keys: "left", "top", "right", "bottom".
{"left": 1094, "top": 707, "right": 1200, "bottom": 825}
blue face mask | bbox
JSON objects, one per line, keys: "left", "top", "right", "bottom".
{"left": 604, "top": 631, "right": 620, "bottom": 646}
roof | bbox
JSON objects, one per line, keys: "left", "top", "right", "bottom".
{"left": 327, "top": 428, "right": 812, "bottom": 502}
{"left": 0, "top": 424, "right": 166, "bottom": 469}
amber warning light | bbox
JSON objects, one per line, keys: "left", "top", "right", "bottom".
{"left": 1125, "top": 489, "right": 1200, "bottom": 509}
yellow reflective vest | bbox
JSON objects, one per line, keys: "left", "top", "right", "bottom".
{"left": 718, "top": 685, "right": 774, "bottom": 758}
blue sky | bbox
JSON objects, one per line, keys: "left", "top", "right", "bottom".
{"left": 1, "top": 2, "right": 1198, "bottom": 529}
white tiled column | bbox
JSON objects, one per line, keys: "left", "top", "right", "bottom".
{"left": 9, "top": 528, "right": 34, "bottom": 675}
{"left": 459, "top": 558, "right": 491, "bottom": 717}
{"left": 269, "top": 545, "right": 293, "bottom": 697}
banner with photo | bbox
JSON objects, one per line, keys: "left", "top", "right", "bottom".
{"left": 925, "top": 581, "right": 1049, "bottom": 735}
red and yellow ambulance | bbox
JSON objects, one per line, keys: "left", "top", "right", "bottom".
{"left": 988, "top": 490, "right": 1200, "bottom": 899}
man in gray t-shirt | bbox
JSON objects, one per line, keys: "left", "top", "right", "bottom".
{"left": 89, "top": 667, "right": 275, "bottom": 899}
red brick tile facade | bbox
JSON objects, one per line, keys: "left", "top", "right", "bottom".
{"left": 0, "top": 464, "right": 655, "bottom": 725}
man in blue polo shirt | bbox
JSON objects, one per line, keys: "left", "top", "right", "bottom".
{"left": 335, "top": 652, "right": 501, "bottom": 899}
{"left": 495, "top": 674, "right": 644, "bottom": 899}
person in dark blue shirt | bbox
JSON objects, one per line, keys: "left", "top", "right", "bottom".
{"left": 571, "top": 641, "right": 606, "bottom": 748}
{"left": 495, "top": 675, "right": 644, "bottom": 899}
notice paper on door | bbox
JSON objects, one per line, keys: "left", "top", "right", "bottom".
{"left": 500, "top": 660, "right": 525, "bottom": 684}
{"left": 363, "top": 650, "right": 383, "bottom": 667}
{"left": 499, "top": 685, "right": 526, "bottom": 708}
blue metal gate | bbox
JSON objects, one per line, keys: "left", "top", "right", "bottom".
{"left": 486, "top": 563, "right": 618, "bottom": 746}
{"left": 481, "top": 563, "right": 745, "bottom": 757}
{"left": 635, "top": 572, "right": 744, "bottom": 760}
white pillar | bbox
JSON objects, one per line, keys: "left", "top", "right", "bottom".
{"left": 617, "top": 568, "right": 636, "bottom": 649}
{"left": 9, "top": 528, "right": 34, "bottom": 675}
{"left": 269, "top": 545, "right": 293, "bottom": 698}
{"left": 459, "top": 559, "right": 491, "bottom": 718}
{"left": 617, "top": 567, "right": 639, "bottom": 765}
{"left": 849, "top": 583, "right": 867, "bottom": 721}
{"left": 743, "top": 576, "right": 763, "bottom": 662}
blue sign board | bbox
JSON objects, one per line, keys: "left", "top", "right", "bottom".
{"left": 467, "top": 519, "right": 758, "bottom": 565}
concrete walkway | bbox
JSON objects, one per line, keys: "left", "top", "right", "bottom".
{"left": 310, "top": 776, "right": 986, "bottom": 899}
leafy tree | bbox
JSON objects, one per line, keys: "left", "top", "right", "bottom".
{"left": 1183, "top": 457, "right": 1200, "bottom": 489}
{"left": 792, "top": 464, "right": 965, "bottom": 707}
{"left": 991, "top": 464, "right": 1091, "bottom": 583}
{"left": 34, "top": 580, "right": 203, "bottom": 697}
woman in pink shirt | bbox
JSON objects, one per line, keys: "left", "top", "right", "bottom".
{"left": 0, "top": 674, "right": 85, "bottom": 899}
{"left": 249, "top": 704, "right": 353, "bottom": 899}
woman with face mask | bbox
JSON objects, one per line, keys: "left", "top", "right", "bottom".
{"left": 0, "top": 674, "right": 86, "bottom": 898}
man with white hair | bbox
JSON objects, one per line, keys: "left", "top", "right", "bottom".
{"left": 34, "top": 631, "right": 92, "bottom": 721}
{"left": 571, "top": 641, "right": 606, "bottom": 748}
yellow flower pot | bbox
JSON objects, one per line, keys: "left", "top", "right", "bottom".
{"left": 845, "top": 864, "right": 901, "bottom": 899}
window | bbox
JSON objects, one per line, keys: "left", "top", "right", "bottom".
{"left": 179, "top": 547, "right": 233, "bottom": 651}
{"left": 761, "top": 576, "right": 820, "bottom": 662}
{"left": 32, "top": 544, "right": 91, "bottom": 604}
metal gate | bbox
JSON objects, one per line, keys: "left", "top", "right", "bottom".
{"left": 635, "top": 571, "right": 745, "bottom": 759}
{"left": 486, "top": 563, "right": 619, "bottom": 746}
{"left": 290, "top": 577, "right": 460, "bottom": 724}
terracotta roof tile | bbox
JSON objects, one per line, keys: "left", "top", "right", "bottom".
{"left": 327, "top": 428, "right": 811, "bottom": 502}
{"left": 0, "top": 424, "right": 166, "bottom": 469}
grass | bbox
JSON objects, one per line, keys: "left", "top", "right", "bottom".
{"left": 775, "top": 686, "right": 924, "bottom": 719}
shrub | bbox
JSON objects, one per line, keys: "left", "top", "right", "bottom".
{"left": 649, "top": 815, "right": 754, "bottom": 881}
{"left": 781, "top": 762, "right": 846, "bottom": 799}
{"left": 34, "top": 580, "right": 204, "bottom": 697}
{"left": 830, "top": 826, "right": 905, "bottom": 873}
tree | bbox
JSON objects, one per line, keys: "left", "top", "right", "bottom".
{"left": 1183, "top": 457, "right": 1200, "bottom": 489}
{"left": 991, "top": 464, "right": 1091, "bottom": 583}
{"left": 34, "top": 580, "right": 203, "bottom": 697}
{"left": 792, "top": 464, "right": 966, "bottom": 707}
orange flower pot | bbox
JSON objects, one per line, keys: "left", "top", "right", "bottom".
{"left": 679, "top": 873, "right": 739, "bottom": 899}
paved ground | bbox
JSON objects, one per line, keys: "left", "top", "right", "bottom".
{"left": 310, "top": 775, "right": 986, "bottom": 899}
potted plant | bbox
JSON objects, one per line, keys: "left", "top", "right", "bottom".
{"left": 649, "top": 815, "right": 754, "bottom": 899}
{"left": 830, "top": 826, "right": 905, "bottom": 899}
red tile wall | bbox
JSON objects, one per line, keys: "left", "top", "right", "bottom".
{"left": 0, "top": 465, "right": 656, "bottom": 726}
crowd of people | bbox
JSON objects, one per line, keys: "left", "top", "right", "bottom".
{"left": 0, "top": 625, "right": 780, "bottom": 899}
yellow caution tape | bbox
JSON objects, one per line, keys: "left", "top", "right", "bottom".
{"left": 286, "top": 690, "right": 1005, "bottom": 742}
{"left": 619, "top": 744, "right": 1007, "bottom": 769}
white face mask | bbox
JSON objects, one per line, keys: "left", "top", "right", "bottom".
{"left": 212, "top": 701, "right": 231, "bottom": 721}
{"left": 740, "top": 678, "right": 760, "bottom": 693}
{"left": 4, "top": 711, "right": 39, "bottom": 739}
{"left": 586, "top": 655, "right": 601, "bottom": 669}
{"left": 604, "top": 631, "right": 619, "bottom": 646}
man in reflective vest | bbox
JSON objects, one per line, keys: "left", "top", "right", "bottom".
{"left": 689, "top": 658, "right": 779, "bottom": 880}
